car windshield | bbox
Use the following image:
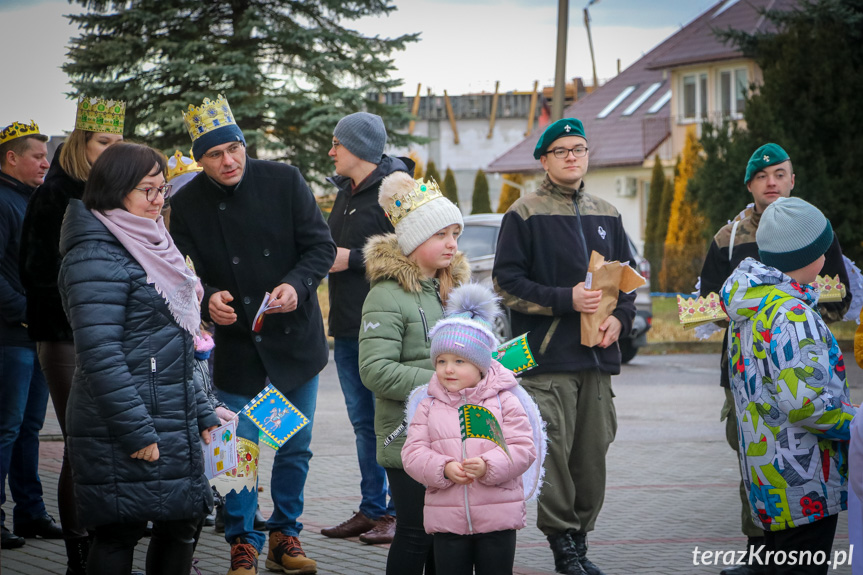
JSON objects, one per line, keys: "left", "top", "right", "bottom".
{"left": 459, "top": 224, "right": 498, "bottom": 260}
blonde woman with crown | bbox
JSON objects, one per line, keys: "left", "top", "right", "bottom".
{"left": 18, "top": 95, "right": 123, "bottom": 574}
{"left": 358, "top": 172, "right": 469, "bottom": 575}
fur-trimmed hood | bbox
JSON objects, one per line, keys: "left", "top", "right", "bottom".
{"left": 364, "top": 233, "right": 470, "bottom": 293}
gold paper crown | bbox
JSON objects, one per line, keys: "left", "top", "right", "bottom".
{"left": 0, "top": 120, "right": 41, "bottom": 145}
{"left": 384, "top": 177, "right": 444, "bottom": 226}
{"left": 182, "top": 95, "right": 236, "bottom": 142}
{"left": 75, "top": 96, "right": 126, "bottom": 135}
{"left": 677, "top": 275, "right": 847, "bottom": 329}
{"left": 166, "top": 150, "right": 203, "bottom": 182}
{"left": 677, "top": 292, "right": 725, "bottom": 328}
{"left": 811, "top": 274, "right": 846, "bottom": 302}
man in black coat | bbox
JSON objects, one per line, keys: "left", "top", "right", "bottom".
{"left": 320, "top": 112, "right": 413, "bottom": 545}
{"left": 0, "top": 122, "right": 62, "bottom": 551}
{"left": 169, "top": 96, "right": 335, "bottom": 575}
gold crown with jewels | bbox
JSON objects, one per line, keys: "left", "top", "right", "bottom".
{"left": 384, "top": 177, "right": 444, "bottom": 226}
{"left": 0, "top": 120, "right": 41, "bottom": 145}
{"left": 182, "top": 95, "right": 236, "bottom": 142}
{"left": 677, "top": 292, "right": 725, "bottom": 329}
{"left": 166, "top": 150, "right": 203, "bottom": 182}
{"left": 75, "top": 96, "right": 126, "bottom": 134}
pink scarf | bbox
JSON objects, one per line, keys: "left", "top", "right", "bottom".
{"left": 92, "top": 208, "right": 204, "bottom": 335}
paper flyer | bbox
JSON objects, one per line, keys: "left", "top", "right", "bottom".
{"left": 202, "top": 419, "right": 238, "bottom": 480}
{"left": 252, "top": 292, "right": 280, "bottom": 333}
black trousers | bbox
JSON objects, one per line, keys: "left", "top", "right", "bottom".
{"left": 763, "top": 514, "right": 838, "bottom": 575}
{"left": 385, "top": 467, "right": 434, "bottom": 575}
{"left": 434, "top": 529, "right": 517, "bottom": 575}
{"left": 88, "top": 518, "right": 198, "bottom": 575}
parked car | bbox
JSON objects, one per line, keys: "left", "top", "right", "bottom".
{"left": 459, "top": 213, "right": 651, "bottom": 363}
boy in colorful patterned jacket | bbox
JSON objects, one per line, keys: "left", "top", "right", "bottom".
{"left": 721, "top": 196, "right": 856, "bottom": 573}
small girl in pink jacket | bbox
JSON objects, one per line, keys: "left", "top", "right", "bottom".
{"left": 402, "top": 283, "right": 545, "bottom": 575}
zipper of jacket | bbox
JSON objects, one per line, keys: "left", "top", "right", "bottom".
{"left": 418, "top": 306, "right": 430, "bottom": 342}
{"left": 150, "top": 357, "right": 159, "bottom": 414}
{"left": 339, "top": 194, "right": 354, "bottom": 245}
{"left": 461, "top": 391, "right": 474, "bottom": 534}
{"left": 572, "top": 192, "right": 601, "bottom": 368}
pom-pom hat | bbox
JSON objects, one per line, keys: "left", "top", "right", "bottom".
{"left": 430, "top": 283, "right": 501, "bottom": 374}
{"left": 378, "top": 172, "right": 463, "bottom": 256}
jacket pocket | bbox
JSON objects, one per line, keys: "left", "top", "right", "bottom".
{"left": 149, "top": 357, "right": 159, "bottom": 415}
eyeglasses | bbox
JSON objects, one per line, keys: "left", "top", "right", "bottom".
{"left": 545, "top": 146, "right": 589, "bottom": 159}
{"left": 331, "top": 140, "right": 341, "bottom": 149}
{"left": 202, "top": 142, "right": 245, "bottom": 162}
{"left": 133, "top": 184, "right": 172, "bottom": 201}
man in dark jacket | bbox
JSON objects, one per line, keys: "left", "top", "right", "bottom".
{"left": 492, "top": 118, "right": 635, "bottom": 575}
{"left": 320, "top": 112, "right": 412, "bottom": 545}
{"left": 0, "top": 121, "right": 62, "bottom": 550}
{"left": 698, "top": 143, "right": 850, "bottom": 575}
{"left": 169, "top": 96, "right": 336, "bottom": 575}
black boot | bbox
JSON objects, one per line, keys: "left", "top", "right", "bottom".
{"left": 214, "top": 505, "right": 225, "bottom": 534}
{"left": 547, "top": 532, "right": 587, "bottom": 575}
{"left": 568, "top": 530, "right": 605, "bottom": 575}
{"left": 254, "top": 505, "right": 267, "bottom": 531}
{"left": 65, "top": 536, "right": 90, "bottom": 575}
{"left": 720, "top": 537, "right": 769, "bottom": 575}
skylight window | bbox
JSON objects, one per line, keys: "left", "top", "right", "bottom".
{"left": 622, "top": 82, "right": 662, "bottom": 116}
{"left": 596, "top": 85, "right": 637, "bottom": 119}
{"left": 647, "top": 90, "right": 672, "bottom": 114}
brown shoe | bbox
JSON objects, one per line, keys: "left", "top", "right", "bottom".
{"left": 266, "top": 532, "right": 317, "bottom": 574}
{"left": 320, "top": 510, "right": 376, "bottom": 538}
{"left": 227, "top": 538, "right": 259, "bottom": 575}
{"left": 358, "top": 514, "right": 395, "bottom": 545}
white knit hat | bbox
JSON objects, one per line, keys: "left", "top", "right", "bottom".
{"left": 378, "top": 172, "right": 463, "bottom": 255}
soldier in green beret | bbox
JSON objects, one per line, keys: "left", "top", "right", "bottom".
{"left": 698, "top": 142, "right": 850, "bottom": 575}
{"left": 493, "top": 118, "right": 637, "bottom": 575}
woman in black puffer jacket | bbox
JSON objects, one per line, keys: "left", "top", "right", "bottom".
{"left": 58, "top": 143, "right": 219, "bottom": 575}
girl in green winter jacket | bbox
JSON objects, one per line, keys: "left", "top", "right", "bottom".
{"left": 359, "top": 172, "right": 469, "bottom": 575}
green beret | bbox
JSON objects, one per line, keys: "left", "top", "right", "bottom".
{"left": 533, "top": 118, "right": 587, "bottom": 160}
{"left": 744, "top": 143, "right": 790, "bottom": 184}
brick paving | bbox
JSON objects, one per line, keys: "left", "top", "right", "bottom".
{"left": 2, "top": 351, "right": 858, "bottom": 574}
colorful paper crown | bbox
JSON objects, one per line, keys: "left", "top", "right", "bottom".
{"left": 811, "top": 274, "right": 846, "bottom": 302}
{"left": 677, "top": 292, "right": 725, "bottom": 328}
{"left": 677, "top": 275, "right": 846, "bottom": 329}
{"left": 75, "top": 96, "right": 126, "bottom": 134}
{"left": 384, "top": 177, "right": 444, "bottom": 226}
{"left": 182, "top": 95, "right": 237, "bottom": 143}
{"left": 0, "top": 120, "right": 41, "bottom": 145}
{"left": 167, "top": 150, "right": 203, "bottom": 182}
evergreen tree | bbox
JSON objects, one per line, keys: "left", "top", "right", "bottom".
{"left": 659, "top": 129, "right": 708, "bottom": 293}
{"left": 63, "top": 0, "right": 418, "bottom": 183}
{"left": 695, "top": 0, "right": 863, "bottom": 260}
{"left": 654, "top": 155, "right": 679, "bottom": 271}
{"left": 442, "top": 168, "right": 459, "bottom": 207}
{"left": 407, "top": 149, "right": 424, "bottom": 179}
{"left": 643, "top": 155, "right": 667, "bottom": 291}
{"left": 689, "top": 121, "right": 756, "bottom": 233}
{"left": 425, "top": 160, "right": 442, "bottom": 188}
{"left": 471, "top": 170, "right": 491, "bottom": 214}
{"left": 497, "top": 173, "right": 523, "bottom": 213}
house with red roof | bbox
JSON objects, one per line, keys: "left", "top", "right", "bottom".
{"left": 486, "top": 0, "right": 793, "bottom": 250}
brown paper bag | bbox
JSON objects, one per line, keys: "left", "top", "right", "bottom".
{"left": 581, "top": 250, "right": 646, "bottom": 347}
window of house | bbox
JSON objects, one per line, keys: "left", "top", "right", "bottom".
{"left": 719, "top": 68, "right": 748, "bottom": 117}
{"left": 681, "top": 73, "right": 708, "bottom": 121}
{"left": 597, "top": 85, "right": 637, "bottom": 119}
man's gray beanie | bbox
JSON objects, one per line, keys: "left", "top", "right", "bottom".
{"left": 333, "top": 112, "right": 387, "bottom": 164}
{"left": 756, "top": 196, "right": 833, "bottom": 273}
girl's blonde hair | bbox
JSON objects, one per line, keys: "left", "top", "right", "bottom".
{"left": 59, "top": 130, "right": 93, "bottom": 182}
{"left": 436, "top": 266, "right": 455, "bottom": 307}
